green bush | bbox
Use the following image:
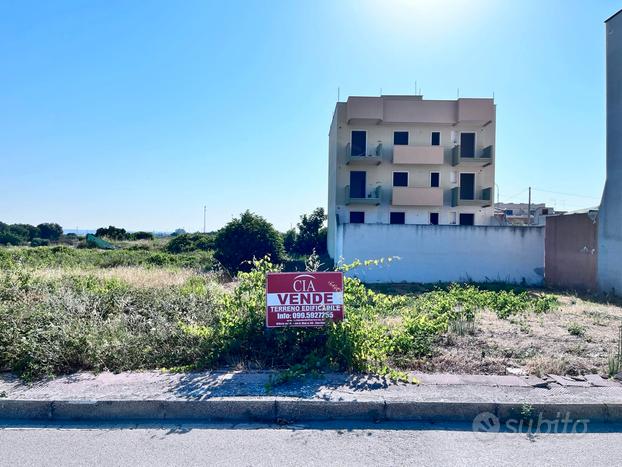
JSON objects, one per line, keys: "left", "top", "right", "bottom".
{"left": 214, "top": 211, "right": 284, "bottom": 274}
{"left": 0, "top": 246, "right": 215, "bottom": 271}
{"left": 30, "top": 238, "right": 49, "bottom": 247}
{"left": 37, "top": 223, "right": 63, "bottom": 241}
{"left": 130, "top": 231, "right": 154, "bottom": 241}
{"left": 166, "top": 233, "right": 215, "bottom": 254}
{"left": 0, "top": 253, "right": 561, "bottom": 380}
{"left": 95, "top": 226, "right": 127, "bottom": 240}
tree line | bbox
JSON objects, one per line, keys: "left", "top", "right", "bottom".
{"left": 0, "top": 222, "right": 63, "bottom": 246}
{"left": 0, "top": 207, "right": 328, "bottom": 274}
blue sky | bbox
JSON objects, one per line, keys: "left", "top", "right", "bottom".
{"left": 0, "top": 0, "right": 616, "bottom": 232}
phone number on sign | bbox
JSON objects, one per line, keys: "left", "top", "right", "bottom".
{"left": 277, "top": 311, "right": 335, "bottom": 320}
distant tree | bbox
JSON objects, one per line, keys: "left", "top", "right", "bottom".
{"left": 11, "top": 224, "right": 40, "bottom": 241}
{"left": 37, "top": 223, "right": 63, "bottom": 241}
{"left": 214, "top": 211, "right": 284, "bottom": 273}
{"left": 293, "top": 207, "right": 327, "bottom": 255}
{"left": 283, "top": 228, "right": 297, "bottom": 255}
{"left": 30, "top": 238, "right": 50, "bottom": 247}
{"left": 95, "top": 226, "right": 127, "bottom": 240}
{"left": 130, "top": 231, "right": 154, "bottom": 241}
{"left": 0, "top": 231, "right": 23, "bottom": 246}
{"left": 171, "top": 228, "right": 187, "bottom": 237}
{"left": 166, "top": 233, "right": 215, "bottom": 254}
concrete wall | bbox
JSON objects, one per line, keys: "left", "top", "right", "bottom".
{"left": 337, "top": 224, "right": 544, "bottom": 284}
{"left": 598, "top": 12, "right": 622, "bottom": 294}
{"left": 546, "top": 213, "right": 597, "bottom": 291}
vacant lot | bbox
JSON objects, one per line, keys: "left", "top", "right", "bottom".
{"left": 423, "top": 295, "right": 622, "bottom": 376}
{"left": 1, "top": 245, "right": 620, "bottom": 380}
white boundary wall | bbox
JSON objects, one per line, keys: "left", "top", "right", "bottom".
{"left": 336, "top": 224, "right": 545, "bottom": 284}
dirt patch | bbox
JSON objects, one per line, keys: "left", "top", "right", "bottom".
{"left": 419, "top": 293, "right": 622, "bottom": 376}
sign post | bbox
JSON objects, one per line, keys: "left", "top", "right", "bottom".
{"left": 265, "top": 272, "right": 344, "bottom": 328}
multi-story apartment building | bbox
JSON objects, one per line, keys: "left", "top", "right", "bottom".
{"left": 327, "top": 94, "right": 496, "bottom": 259}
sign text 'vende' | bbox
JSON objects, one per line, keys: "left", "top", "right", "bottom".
{"left": 265, "top": 272, "right": 344, "bottom": 328}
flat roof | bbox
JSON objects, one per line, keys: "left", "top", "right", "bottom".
{"left": 605, "top": 8, "right": 622, "bottom": 23}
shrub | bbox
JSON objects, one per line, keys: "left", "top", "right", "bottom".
{"left": 130, "top": 231, "right": 154, "bottom": 241}
{"left": 0, "top": 222, "right": 42, "bottom": 245}
{"left": 0, "top": 231, "right": 24, "bottom": 246}
{"left": 95, "top": 226, "right": 127, "bottom": 240}
{"left": 214, "top": 211, "right": 284, "bottom": 273}
{"left": 166, "top": 233, "right": 215, "bottom": 254}
{"left": 37, "top": 223, "right": 63, "bottom": 241}
{"left": 567, "top": 322, "right": 586, "bottom": 337}
{"left": 30, "top": 238, "right": 50, "bottom": 247}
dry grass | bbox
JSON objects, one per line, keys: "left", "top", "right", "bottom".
{"left": 422, "top": 293, "right": 622, "bottom": 376}
{"left": 31, "top": 266, "right": 210, "bottom": 289}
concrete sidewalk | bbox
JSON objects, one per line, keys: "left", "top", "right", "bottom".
{"left": 2, "top": 371, "right": 622, "bottom": 423}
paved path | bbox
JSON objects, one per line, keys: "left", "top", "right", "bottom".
{"left": 2, "top": 370, "right": 621, "bottom": 403}
{"left": 1, "top": 420, "right": 621, "bottom": 466}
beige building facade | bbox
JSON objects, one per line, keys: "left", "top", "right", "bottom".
{"left": 327, "top": 95, "right": 496, "bottom": 259}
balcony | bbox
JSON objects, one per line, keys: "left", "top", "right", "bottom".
{"left": 345, "top": 185, "right": 382, "bottom": 205}
{"left": 393, "top": 145, "right": 444, "bottom": 165}
{"left": 451, "top": 187, "right": 493, "bottom": 207}
{"left": 392, "top": 187, "right": 443, "bottom": 207}
{"left": 451, "top": 145, "right": 493, "bottom": 167}
{"left": 345, "top": 142, "right": 383, "bottom": 165}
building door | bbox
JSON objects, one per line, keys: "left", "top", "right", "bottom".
{"left": 351, "top": 131, "right": 366, "bottom": 157}
{"left": 460, "top": 132, "right": 476, "bottom": 158}
{"left": 460, "top": 173, "right": 475, "bottom": 200}
{"left": 459, "top": 213, "right": 475, "bottom": 225}
{"left": 349, "top": 171, "right": 366, "bottom": 198}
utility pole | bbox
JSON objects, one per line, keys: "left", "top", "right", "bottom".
{"left": 203, "top": 205, "right": 206, "bottom": 233}
{"left": 527, "top": 187, "right": 532, "bottom": 226}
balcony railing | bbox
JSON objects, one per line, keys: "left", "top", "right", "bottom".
{"left": 345, "top": 142, "right": 383, "bottom": 165}
{"left": 451, "top": 145, "right": 493, "bottom": 167}
{"left": 391, "top": 187, "right": 444, "bottom": 206}
{"left": 451, "top": 187, "right": 493, "bottom": 207}
{"left": 393, "top": 145, "right": 444, "bottom": 164}
{"left": 345, "top": 185, "right": 382, "bottom": 205}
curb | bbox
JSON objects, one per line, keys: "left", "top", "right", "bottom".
{"left": 2, "top": 399, "right": 622, "bottom": 423}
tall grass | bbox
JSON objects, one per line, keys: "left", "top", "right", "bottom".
{"left": 0, "top": 245, "right": 215, "bottom": 271}
{"left": 0, "top": 256, "right": 559, "bottom": 380}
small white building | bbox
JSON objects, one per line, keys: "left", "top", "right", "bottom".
{"left": 494, "top": 203, "right": 558, "bottom": 226}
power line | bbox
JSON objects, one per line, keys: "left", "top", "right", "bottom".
{"left": 503, "top": 188, "right": 529, "bottom": 201}
{"left": 532, "top": 188, "right": 601, "bottom": 200}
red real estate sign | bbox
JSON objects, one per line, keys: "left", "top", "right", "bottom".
{"left": 265, "top": 272, "right": 344, "bottom": 328}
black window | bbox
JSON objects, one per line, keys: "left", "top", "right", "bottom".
{"left": 349, "top": 171, "right": 366, "bottom": 198}
{"left": 459, "top": 213, "right": 475, "bottom": 225}
{"left": 390, "top": 212, "right": 405, "bottom": 224}
{"left": 505, "top": 209, "right": 514, "bottom": 215}
{"left": 459, "top": 173, "right": 475, "bottom": 200}
{"left": 431, "top": 132, "right": 440, "bottom": 146}
{"left": 430, "top": 213, "right": 439, "bottom": 225}
{"left": 393, "top": 131, "right": 409, "bottom": 145}
{"left": 350, "top": 211, "right": 365, "bottom": 224}
{"left": 430, "top": 172, "right": 440, "bottom": 188}
{"left": 393, "top": 172, "right": 408, "bottom": 187}
{"left": 460, "top": 132, "right": 476, "bottom": 158}
{"left": 351, "top": 131, "right": 366, "bottom": 157}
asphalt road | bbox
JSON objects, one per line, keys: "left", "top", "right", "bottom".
{"left": 1, "top": 421, "right": 621, "bottom": 466}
